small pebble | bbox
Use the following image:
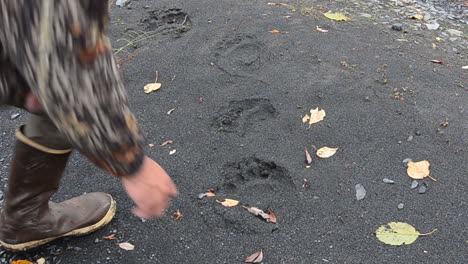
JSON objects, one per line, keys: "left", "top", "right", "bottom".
{"left": 355, "top": 184, "right": 366, "bottom": 200}
{"left": 391, "top": 23, "right": 403, "bottom": 31}
{"left": 383, "top": 178, "right": 395, "bottom": 184}
{"left": 418, "top": 185, "right": 427, "bottom": 194}
{"left": 403, "top": 158, "right": 413, "bottom": 164}
{"left": 411, "top": 180, "right": 419, "bottom": 189}
{"left": 398, "top": 203, "right": 404, "bottom": 209}
{"left": 10, "top": 113, "right": 20, "bottom": 120}
{"left": 95, "top": 238, "right": 100, "bottom": 243}
{"left": 415, "top": 131, "right": 421, "bottom": 136}
{"left": 407, "top": 135, "right": 414, "bottom": 142}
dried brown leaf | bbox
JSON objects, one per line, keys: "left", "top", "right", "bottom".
{"left": 103, "top": 234, "right": 116, "bottom": 240}
{"left": 269, "top": 30, "right": 281, "bottom": 34}
{"left": 407, "top": 160, "right": 430, "bottom": 179}
{"left": 243, "top": 206, "right": 270, "bottom": 221}
{"left": 160, "top": 140, "right": 174, "bottom": 147}
{"left": 206, "top": 191, "right": 217, "bottom": 197}
{"left": 173, "top": 210, "right": 183, "bottom": 220}
{"left": 216, "top": 199, "right": 239, "bottom": 207}
{"left": 316, "top": 147, "right": 338, "bottom": 158}
{"left": 245, "top": 249, "right": 264, "bottom": 263}
{"left": 302, "top": 114, "right": 310, "bottom": 123}
{"left": 308, "top": 108, "right": 326, "bottom": 128}
{"left": 268, "top": 211, "right": 277, "bottom": 224}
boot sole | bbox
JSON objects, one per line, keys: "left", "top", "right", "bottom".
{"left": 0, "top": 194, "right": 117, "bottom": 252}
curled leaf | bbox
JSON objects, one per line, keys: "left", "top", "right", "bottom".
{"left": 316, "top": 147, "right": 338, "bottom": 158}
{"left": 305, "top": 147, "right": 313, "bottom": 164}
{"left": 144, "top": 83, "right": 162, "bottom": 94}
{"left": 10, "top": 261, "right": 33, "bottom": 264}
{"left": 206, "top": 191, "right": 217, "bottom": 197}
{"left": 407, "top": 160, "right": 430, "bottom": 179}
{"left": 302, "top": 114, "right": 310, "bottom": 123}
{"left": 216, "top": 199, "right": 239, "bottom": 207}
{"left": 316, "top": 25, "right": 329, "bottom": 32}
{"left": 245, "top": 249, "right": 264, "bottom": 263}
{"left": 269, "top": 30, "right": 280, "bottom": 34}
{"left": 268, "top": 211, "right": 277, "bottom": 224}
{"left": 167, "top": 108, "right": 176, "bottom": 115}
{"left": 119, "top": 242, "right": 135, "bottom": 250}
{"left": 323, "top": 11, "right": 349, "bottom": 21}
{"left": 103, "top": 234, "right": 116, "bottom": 240}
{"left": 243, "top": 206, "right": 270, "bottom": 221}
{"left": 375, "top": 222, "right": 437, "bottom": 246}
{"left": 160, "top": 140, "right": 174, "bottom": 147}
{"left": 173, "top": 210, "right": 183, "bottom": 220}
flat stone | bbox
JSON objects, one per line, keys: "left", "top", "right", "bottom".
{"left": 411, "top": 180, "right": 419, "bottom": 189}
{"left": 355, "top": 184, "right": 366, "bottom": 200}
{"left": 418, "top": 185, "right": 427, "bottom": 194}
{"left": 425, "top": 23, "right": 439, "bottom": 30}
{"left": 392, "top": 23, "right": 403, "bottom": 31}
{"left": 398, "top": 203, "right": 404, "bottom": 209}
{"left": 446, "top": 29, "right": 462, "bottom": 36}
{"left": 383, "top": 178, "right": 395, "bottom": 184}
{"left": 407, "top": 135, "right": 414, "bottom": 141}
{"left": 10, "top": 113, "right": 20, "bottom": 120}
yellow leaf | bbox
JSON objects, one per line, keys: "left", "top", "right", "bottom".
{"left": 269, "top": 30, "right": 280, "bottom": 34}
{"left": 216, "top": 199, "right": 239, "bottom": 207}
{"left": 206, "top": 191, "right": 217, "bottom": 197}
{"left": 10, "top": 261, "right": 33, "bottom": 264}
{"left": 375, "top": 222, "right": 437, "bottom": 246}
{"left": 144, "top": 83, "right": 162, "bottom": 94}
{"left": 302, "top": 114, "right": 310, "bottom": 123}
{"left": 245, "top": 249, "right": 264, "bottom": 263}
{"left": 316, "top": 147, "right": 338, "bottom": 158}
{"left": 36, "top": 258, "right": 46, "bottom": 264}
{"left": 308, "top": 108, "right": 326, "bottom": 127}
{"left": 407, "top": 160, "right": 430, "bottom": 179}
{"left": 323, "top": 11, "right": 349, "bottom": 21}
{"left": 119, "top": 242, "right": 135, "bottom": 250}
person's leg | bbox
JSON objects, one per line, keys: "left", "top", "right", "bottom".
{"left": 0, "top": 114, "right": 117, "bottom": 251}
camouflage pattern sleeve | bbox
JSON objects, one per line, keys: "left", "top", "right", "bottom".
{"left": 0, "top": 0, "right": 145, "bottom": 176}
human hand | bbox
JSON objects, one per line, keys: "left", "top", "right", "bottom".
{"left": 122, "top": 156, "right": 178, "bottom": 219}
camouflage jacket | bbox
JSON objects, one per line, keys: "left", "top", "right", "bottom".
{"left": 0, "top": 0, "right": 144, "bottom": 176}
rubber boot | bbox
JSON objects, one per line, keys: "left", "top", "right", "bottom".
{"left": 0, "top": 126, "right": 116, "bottom": 251}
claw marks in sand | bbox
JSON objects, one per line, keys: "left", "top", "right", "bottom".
{"left": 213, "top": 99, "right": 277, "bottom": 136}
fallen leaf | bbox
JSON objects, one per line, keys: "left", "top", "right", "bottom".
{"left": 269, "top": 30, "right": 281, "bottom": 34}
{"left": 206, "top": 191, "right": 217, "bottom": 197}
{"left": 144, "top": 70, "right": 162, "bottom": 94}
{"left": 199, "top": 97, "right": 204, "bottom": 103}
{"left": 160, "top": 140, "right": 174, "bottom": 146}
{"left": 167, "top": 108, "right": 176, "bottom": 115}
{"left": 268, "top": 210, "right": 277, "bottom": 224}
{"left": 302, "top": 114, "right": 310, "bottom": 123}
{"left": 409, "top": 14, "right": 424, "bottom": 20}
{"left": 118, "top": 242, "right": 135, "bottom": 251}
{"left": 316, "top": 25, "right": 329, "bottom": 32}
{"left": 169, "top": 149, "right": 177, "bottom": 155}
{"left": 243, "top": 206, "right": 270, "bottom": 221}
{"left": 323, "top": 11, "right": 349, "bottom": 21}
{"left": 407, "top": 160, "right": 430, "bottom": 179}
{"left": 148, "top": 143, "right": 155, "bottom": 147}
{"left": 216, "top": 199, "right": 239, "bottom": 207}
{"left": 36, "top": 258, "right": 46, "bottom": 264}
{"left": 245, "top": 249, "right": 264, "bottom": 263}
{"left": 173, "top": 210, "right": 183, "bottom": 220}
{"left": 316, "top": 147, "right": 338, "bottom": 158}
{"left": 431, "top": 43, "right": 437, "bottom": 49}
{"left": 435, "top": 37, "right": 441, "bottom": 42}
{"left": 103, "top": 234, "right": 116, "bottom": 240}
{"left": 305, "top": 147, "right": 313, "bottom": 164}
{"left": 375, "top": 222, "right": 437, "bottom": 246}
{"left": 441, "top": 121, "right": 449, "bottom": 127}
{"left": 10, "top": 261, "right": 33, "bottom": 264}
{"left": 308, "top": 108, "right": 326, "bottom": 128}
{"left": 430, "top": 60, "right": 444, "bottom": 64}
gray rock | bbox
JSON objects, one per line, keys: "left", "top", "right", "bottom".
{"left": 398, "top": 203, "right": 404, "bottom": 209}
{"left": 116, "top": 0, "right": 130, "bottom": 7}
{"left": 446, "top": 29, "right": 462, "bottom": 36}
{"left": 10, "top": 113, "right": 20, "bottom": 120}
{"left": 418, "top": 185, "right": 427, "bottom": 194}
{"left": 411, "top": 180, "right": 419, "bottom": 189}
{"left": 383, "top": 178, "right": 395, "bottom": 184}
{"left": 407, "top": 135, "right": 414, "bottom": 141}
{"left": 425, "top": 22, "right": 439, "bottom": 30}
{"left": 392, "top": 23, "right": 403, "bottom": 31}
{"left": 355, "top": 184, "right": 366, "bottom": 200}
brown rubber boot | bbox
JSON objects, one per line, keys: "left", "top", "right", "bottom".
{"left": 0, "top": 126, "right": 116, "bottom": 251}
